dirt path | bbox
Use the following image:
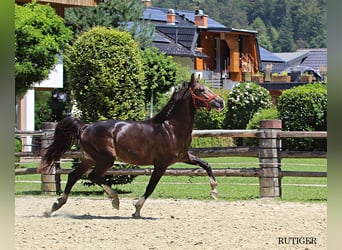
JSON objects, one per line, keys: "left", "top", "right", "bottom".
{"left": 15, "top": 196, "right": 326, "bottom": 250}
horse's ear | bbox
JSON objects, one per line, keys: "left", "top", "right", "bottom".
{"left": 190, "top": 73, "right": 195, "bottom": 83}
{"left": 197, "top": 74, "right": 201, "bottom": 81}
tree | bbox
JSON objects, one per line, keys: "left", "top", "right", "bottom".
{"left": 290, "top": 0, "right": 327, "bottom": 48}
{"left": 249, "top": 17, "right": 273, "bottom": 51}
{"left": 65, "top": 0, "right": 155, "bottom": 48}
{"left": 140, "top": 47, "right": 180, "bottom": 115}
{"left": 15, "top": 1, "right": 72, "bottom": 96}
{"left": 64, "top": 27, "right": 145, "bottom": 123}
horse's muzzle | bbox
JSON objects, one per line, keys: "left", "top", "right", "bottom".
{"left": 211, "top": 98, "right": 225, "bottom": 112}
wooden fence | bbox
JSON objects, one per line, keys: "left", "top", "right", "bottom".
{"left": 15, "top": 120, "right": 327, "bottom": 198}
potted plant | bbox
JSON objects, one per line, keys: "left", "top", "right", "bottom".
{"left": 251, "top": 71, "right": 264, "bottom": 83}
{"left": 299, "top": 72, "right": 313, "bottom": 83}
{"left": 271, "top": 71, "right": 291, "bottom": 82}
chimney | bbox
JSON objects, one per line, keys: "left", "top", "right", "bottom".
{"left": 167, "top": 9, "right": 176, "bottom": 25}
{"left": 142, "top": 0, "right": 151, "bottom": 7}
{"left": 194, "top": 9, "right": 208, "bottom": 28}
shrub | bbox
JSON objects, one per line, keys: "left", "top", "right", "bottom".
{"left": 245, "top": 107, "right": 279, "bottom": 146}
{"left": 15, "top": 138, "right": 22, "bottom": 165}
{"left": 277, "top": 83, "right": 327, "bottom": 151}
{"left": 191, "top": 137, "right": 235, "bottom": 148}
{"left": 64, "top": 27, "right": 146, "bottom": 123}
{"left": 246, "top": 106, "right": 279, "bottom": 130}
{"left": 194, "top": 88, "right": 229, "bottom": 129}
{"left": 224, "top": 82, "right": 272, "bottom": 130}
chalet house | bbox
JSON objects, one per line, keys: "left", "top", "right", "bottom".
{"left": 141, "top": 3, "right": 262, "bottom": 89}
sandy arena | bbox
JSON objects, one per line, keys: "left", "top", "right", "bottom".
{"left": 15, "top": 196, "right": 326, "bottom": 250}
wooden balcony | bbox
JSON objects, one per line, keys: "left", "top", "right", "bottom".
{"left": 15, "top": 0, "right": 100, "bottom": 7}
{"left": 15, "top": 0, "right": 101, "bottom": 17}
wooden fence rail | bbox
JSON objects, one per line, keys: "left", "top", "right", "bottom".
{"left": 15, "top": 120, "right": 327, "bottom": 197}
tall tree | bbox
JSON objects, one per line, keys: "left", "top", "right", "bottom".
{"left": 249, "top": 17, "right": 273, "bottom": 51}
{"left": 140, "top": 48, "right": 180, "bottom": 116}
{"left": 65, "top": 0, "right": 155, "bottom": 48}
{"left": 290, "top": 0, "right": 327, "bottom": 48}
{"left": 274, "top": 15, "right": 296, "bottom": 52}
{"left": 15, "top": 2, "right": 72, "bottom": 96}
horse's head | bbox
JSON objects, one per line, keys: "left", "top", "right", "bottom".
{"left": 187, "top": 73, "right": 225, "bottom": 111}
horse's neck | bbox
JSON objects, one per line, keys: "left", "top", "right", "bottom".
{"left": 166, "top": 97, "right": 195, "bottom": 135}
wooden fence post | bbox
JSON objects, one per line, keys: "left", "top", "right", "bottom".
{"left": 41, "top": 122, "right": 61, "bottom": 195}
{"left": 258, "top": 119, "right": 282, "bottom": 198}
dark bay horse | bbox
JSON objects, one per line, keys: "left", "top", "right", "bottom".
{"left": 38, "top": 74, "right": 225, "bottom": 218}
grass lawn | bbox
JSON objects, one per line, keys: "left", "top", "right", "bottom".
{"left": 15, "top": 157, "right": 327, "bottom": 202}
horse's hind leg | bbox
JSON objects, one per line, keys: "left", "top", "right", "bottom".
{"left": 184, "top": 152, "right": 218, "bottom": 199}
{"left": 88, "top": 163, "right": 120, "bottom": 210}
{"left": 44, "top": 159, "right": 93, "bottom": 217}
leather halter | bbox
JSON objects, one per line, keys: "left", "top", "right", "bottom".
{"left": 188, "top": 87, "right": 218, "bottom": 111}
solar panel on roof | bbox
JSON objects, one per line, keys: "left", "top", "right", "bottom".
{"left": 143, "top": 8, "right": 166, "bottom": 21}
{"left": 175, "top": 10, "right": 225, "bottom": 28}
{"left": 154, "top": 33, "right": 170, "bottom": 43}
{"left": 259, "top": 46, "right": 285, "bottom": 63}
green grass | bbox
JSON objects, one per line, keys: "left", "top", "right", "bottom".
{"left": 15, "top": 157, "right": 327, "bottom": 202}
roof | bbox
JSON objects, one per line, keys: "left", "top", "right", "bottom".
{"left": 143, "top": 7, "right": 225, "bottom": 28}
{"left": 264, "top": 48, "right": 328, "bottom": 73}
{"left": 259, "top": 46, "right": 284, "bottom": 63}
{"left": 152, "top": 26, "right": 207, "bottom": 58}
{"left": 273, "top": 51, "right": 309, "bottom": 65}
{"left": 142, "top": 7, "right": 262, "bottom": 58}
{"left": 141, "top": 7, "right": 226, "bottom": 57}
{"left": 297, "top": 48, "right": 327, "bottom": 71}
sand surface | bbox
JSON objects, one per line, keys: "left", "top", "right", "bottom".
{"left": 15, "top": 196, "right": 326, "bottom": 250}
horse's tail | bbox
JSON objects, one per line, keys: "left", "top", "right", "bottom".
{"left": 37, "top": 117, "right": 86, "bottom": 174}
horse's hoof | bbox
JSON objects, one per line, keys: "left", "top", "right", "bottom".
{"left": 43, "top": 211, "right": 51, "bottom": 217}
{"left": 211, "top": 191, "right": 218, "bottom": 200}
{"left": 111, "top": 199, "right": 120, "bottom": 210}
{"left": 132, "top": 212, "right": 141, "bottom": 218}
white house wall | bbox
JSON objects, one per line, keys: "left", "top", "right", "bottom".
{"left": 34, "top": 54, "right": 63, "bottom": 89}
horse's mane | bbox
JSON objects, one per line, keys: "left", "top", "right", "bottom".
{"left": 151, "top": 82, "right": 190, "bottom": 123}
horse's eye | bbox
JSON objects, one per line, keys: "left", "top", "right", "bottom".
{"left": 199, "top": 88, "right": 205, "bottom": 93}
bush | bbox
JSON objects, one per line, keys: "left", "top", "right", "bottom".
{"left": 191, "top": 137, "right": 235, "bottom": 148}
{"left": 224, "top": 82, "right": 272, "bottom": 129}
{"left": 223, "top": 82, "right": 272, "bottom": 145}
{"left": 277, "top": 83, "right": 327, "bottom": 151}
{"left": 15, "top": 138, "right": 22, "bottom": 165}
{"left": 245, "top": 107, "right": 279, "bottom": 146}
{"left": 64, "top": 27, "right": 146, "bottom": 123}
{"left": 194, "top": 88, "right": 229, "bottom": 129}
{"left": 246, "top": 106, "right": 279, "bottom": 129}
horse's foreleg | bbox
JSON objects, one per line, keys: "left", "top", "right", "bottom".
{"left": 133, "top": 166, "right": 167, "bottom": 218}
{"left": 185, "top": 152, "right": 218, "bottom": 199}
